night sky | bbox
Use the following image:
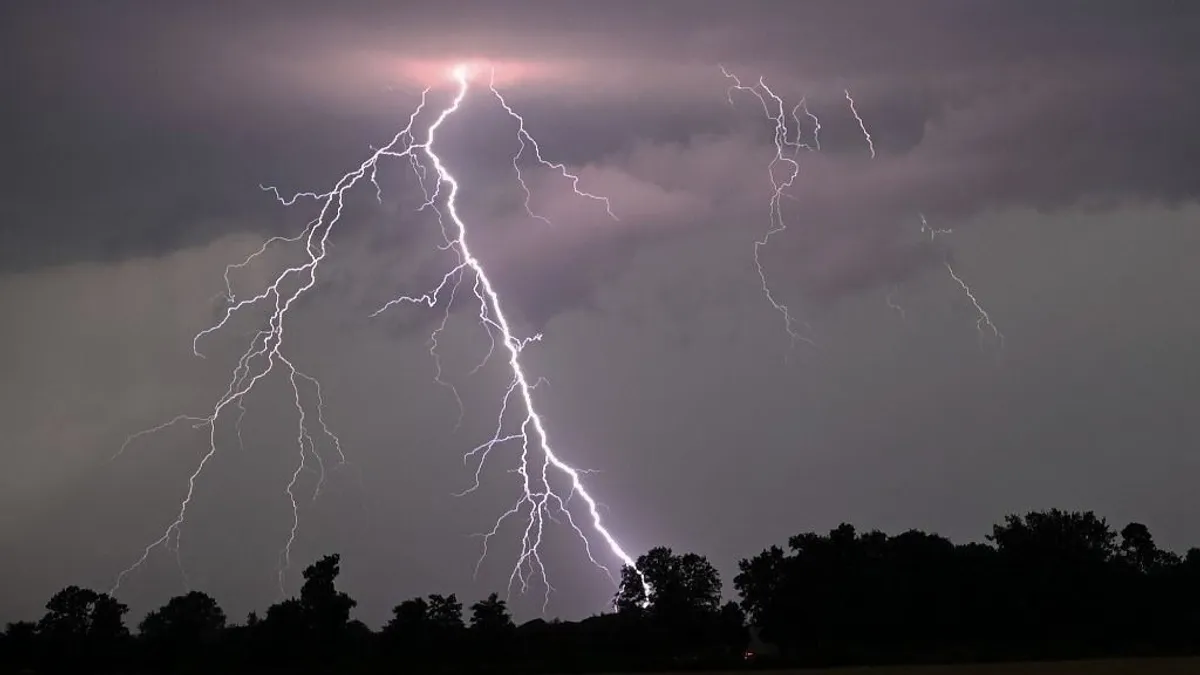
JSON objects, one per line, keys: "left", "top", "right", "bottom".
{"left": 2, "top": 1, "right": 1199, "bottom": 628}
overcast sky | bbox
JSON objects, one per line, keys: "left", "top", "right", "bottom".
{"left": 2, "top": 0, "right": 1199, "bottom": 628}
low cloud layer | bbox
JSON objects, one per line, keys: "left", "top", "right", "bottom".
{"left": 4, "top": 1, "right": 1199, "bottom": 278}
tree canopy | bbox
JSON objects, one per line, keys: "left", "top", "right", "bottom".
{"left": 5, "top": 509, "right": 1200, "bottom": 674}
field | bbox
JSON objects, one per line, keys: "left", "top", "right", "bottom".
{"left": 820, "top": 658, "right": 1200, "bottom": 674}
{"left": 668, "top": 659, "right": 1200, "bottom": 675}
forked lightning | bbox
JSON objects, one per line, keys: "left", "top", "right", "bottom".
{"left": 719, "top": 66, "right": 877, "bottom": 351}
{"left": 720, "top": 70, "right": 1001, "bottom": 349}
{"left": 112, "top": 63, "right": 648, "bottom": 610}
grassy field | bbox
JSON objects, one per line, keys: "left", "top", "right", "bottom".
{"left": 674, "top": 659, "right": 1200, "bottom": 675}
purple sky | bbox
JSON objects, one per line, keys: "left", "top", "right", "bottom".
{"left": 2, "top": 0, "right": 1199, "bottom": 627}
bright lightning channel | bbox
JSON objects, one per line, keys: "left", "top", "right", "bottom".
{"left": 111, "top": 63, "right": 648, "bottom": 610}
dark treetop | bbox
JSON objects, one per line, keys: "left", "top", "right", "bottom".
{"left": 5, "top": 510, "right": 1200, "bottom": 674}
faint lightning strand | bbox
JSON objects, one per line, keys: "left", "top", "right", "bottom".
{"left": 402, "top": 137, "right": 474, "bottom": 430}
{"left": 455, "top": 378, "right": 523, "bottom": 499}
{"left": 788, "top": 98, "right": 823, "bottom": 154}
{"left": 885, "top": 286, "right": 907, "bottom": 322}
{"left": 918, "top": 214, "right": 1004, "bottom": 348}
{"left": 720, "top": 65, "right": 814, "bottom": 352}
{"left": 920, "top": 213, "right": 952, "bottom": 240}
{"left": 221, "top": 218, "right": 320, "bottom": 305}
{"left": 844, "top": 89, "right": 876, "bottom": 159}
{"left": 295, "top": 370, "right": 346, "bottom": 467}
{"left": 800, "top": 98, "right": 822, "bottom": 151}
{"left": 278, "top": 355, "right": 319, "bottom": 596}
{"left": 112, "top": 415, "right": 209, "bottom": 461}
{"left": 488, "top": 69, "right": 617, "bottom": 226}
{"left": 945, "top": 261, "right": 1004, "bottom": 348}
{"left": 428, "top": 267, "right": 469, "bottom": 430}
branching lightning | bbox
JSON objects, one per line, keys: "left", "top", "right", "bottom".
{"left": 488, "top": 75, "right": 617, "bottom": 227}
{"left": 920, "top": 212, "right": 952, "bottom": 240}
{"left": 720, "top": 67, "right": 882, "bottom": 352}
{"left": 720, "top": 70, "right": 1001, "bottom": 353}
{"left": 112, "top": 63, "right": 648, "bottom": 610}
{"left": 111, "top": 56, "right": 999, "bottom": 615}
{"left": 919, "top": 213, "right": 1004, "bottom": 348}
{"left": 719, "top": 65, "right": 814, "bottom": 351}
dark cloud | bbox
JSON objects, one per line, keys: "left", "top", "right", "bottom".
{"left": 4, "top": 0, "right": 1198, "bottom": 279}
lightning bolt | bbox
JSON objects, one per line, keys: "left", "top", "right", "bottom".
{"left": 723, "top": 71, "right": 998, "bottom": 358}
{"left": 944, "top": 261, "right": 1004, "bottom": 348}
{"left": 720, "top": 65, "right": 815, "bottom": 352}
{"left": 487, "top": 74, "right": 617, "bottom": 226}
{"left": 720, "top": 68, "right": 884, "bottom": 353}
{"left": 111, "top": 63, "right": 648, "bottom": 611}
{"left": 918, "top": 214, "right": 1004, "bottom": 348}
{"left": 844, "top": 88, "right": 876, "bottom": 159}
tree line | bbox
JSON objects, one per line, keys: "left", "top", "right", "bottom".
{"left": 4, "top": 509, "right": 1200, "bottom": 673}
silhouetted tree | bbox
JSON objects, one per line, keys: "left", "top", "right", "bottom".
{"left": 36, "top": 585, "right": 130, "bottom": 671}
{"left": 616, "top": 546, "right": 727, "bottom": 664}
{"left": 989, "top": 510, "right": 1119, "bottom": 652}
{"left": 426, "top": 593, "right": 465, "bottom": 632}
{"left": 9, "top": 516, "right": 1200, "bottom": 674}
{"left": 382, "top": 596, "right": 430, "bottom": 665}
{"left": 250, "top": 553, "right": 359, "bottom": 667}
{"left": 300, "top": 553, "right": 357, "bottom": 637}
{"left": 989, "top": 509, "right": 1117, "bottom": 565}
{"left": 382, "top": 593, "right": 464, "bottom": 670}
{"left": 1, "top": 620, "right": 38, "bottom": 671}
{"left": 470, "top": 592, "right": 514, "bottom": 633}
{"left": 469, "top": 593, "right": 516, "bottom": 667}
{"left": 717, "top": 600, "right": 750, "bottom": 656}
{"left": 1119, "top": 522, "right": 1178, "bottom": 572}
{"left": 138, "top": 590, "right": 226, "bottom": 668}
{"left": 733, "top": 544, "right": 791, "bottom": 647}
{"left": 616, "top": 546, "right": 722, "bottom": 617}
{"left": 731, "top": 510, "right": 1200, "bottom": 666}
{"left": 385, "top": 596, "right": 429, "bottom": 634}
{"left": 257, "top": 597, "right": 308, "bottom": 666}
